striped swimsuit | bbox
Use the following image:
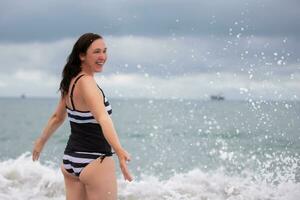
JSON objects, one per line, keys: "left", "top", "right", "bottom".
{"left": 62, "top": 74, "right": 113, "bottom": 177}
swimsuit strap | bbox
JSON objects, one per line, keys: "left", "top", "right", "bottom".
{"left": 97, "top": 85, "right": 106, "bottom": 104}
{"left": 70, "top": 74, "right": 85, "bottom": 110}
{"left": 99, "top": 152, "right": 115, "bottom": 163}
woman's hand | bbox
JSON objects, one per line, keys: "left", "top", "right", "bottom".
{"left": 32, "top": 138, "right": 45, "bottom": 161}
{"left": 116, "top": 148, "right": 133, "bottom": 182}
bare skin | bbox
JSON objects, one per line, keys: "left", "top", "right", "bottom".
{"left": 32, "top": 38, "right": 133, "bottom": 200}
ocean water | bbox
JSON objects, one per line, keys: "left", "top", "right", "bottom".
{"left": 0, "top": 97, "right": 299, "bottom": 200}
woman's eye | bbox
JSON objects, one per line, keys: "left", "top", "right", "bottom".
{"left": 94, "top": 49, "right": 106, "bottom": 54}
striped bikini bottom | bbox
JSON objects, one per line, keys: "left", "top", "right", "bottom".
{"left": 62, "top": 151, "right": 113, "bottom": 177}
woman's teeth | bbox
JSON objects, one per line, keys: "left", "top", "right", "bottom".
{"left": 96, "top": 61, "right": 104, "bottom": 65}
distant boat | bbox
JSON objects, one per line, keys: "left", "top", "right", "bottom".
{"left": 20, "top": 94, "right": 26, "bottom": 99}
{"left": 210, "top": 94, "right": 225, "bottom": 101}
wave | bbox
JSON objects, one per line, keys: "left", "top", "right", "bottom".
{"left": 0, "top": 152, "right": 63, "bottom": 200}
{"left": 0, "top": 152, "right": 299, "bottom": 200}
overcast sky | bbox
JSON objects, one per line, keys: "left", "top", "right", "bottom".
{"left": 0, "top": 0, "right": 299, "bottom": 100}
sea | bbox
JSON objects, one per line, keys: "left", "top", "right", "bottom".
{"left": 0, "top": 97, "right": 299, "bottom": 200}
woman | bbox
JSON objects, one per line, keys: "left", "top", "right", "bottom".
{"left": 32, "top": 33, "right": 133, "bottom": 200}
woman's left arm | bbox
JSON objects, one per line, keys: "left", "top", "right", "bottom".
{"left": 32, "top": 96, "right": 67, "bottom": 161}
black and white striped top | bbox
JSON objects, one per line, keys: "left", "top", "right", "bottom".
{"left": 64, "top": 74, "right": 113, "bottom": 154}
{"left": 66, "top": 87, "right": 112, "bottom": 124}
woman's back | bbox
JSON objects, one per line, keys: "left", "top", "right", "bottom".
{"left": 64, "top": 74, "right": 113, "bottom": 153}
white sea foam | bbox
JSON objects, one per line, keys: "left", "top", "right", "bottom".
{"left": 0, "top": 152, "right": 64, "bottom": 200}
{"left": 0, "top": 152, "right": 299, "bottom": 200}
{"left": 119, "top": 169, "right": 300, "bottom": 200}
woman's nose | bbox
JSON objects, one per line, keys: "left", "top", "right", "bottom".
{"left": 99, "top": 52, "right": 106, "bottom": 60}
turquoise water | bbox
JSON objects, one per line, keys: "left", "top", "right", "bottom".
{"left": 0, "top": 98, "right": 299, "bottom": 199}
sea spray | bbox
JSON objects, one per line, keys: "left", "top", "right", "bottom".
{"left": 0, "top": 152, "right": 64, "bottom": 200}
{"left": 2, "top": 153, "right": 299, "bottom": 200}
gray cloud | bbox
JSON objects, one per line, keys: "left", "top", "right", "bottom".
{"left": 1, "top": 0, "right": 300, "bottom": 42}
{"left": 1, "top": 36, "right": 298, "bottom": 77}
{"left": 0, "top": 0, "right": 299, "bottom": 99}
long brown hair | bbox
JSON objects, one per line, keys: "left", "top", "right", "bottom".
{"left": 59, "top": 33, "right": 102, "bottom": 97}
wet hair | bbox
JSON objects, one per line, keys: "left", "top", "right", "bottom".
{"left": 59, "top": 33, "right": 102, "bottom": 97}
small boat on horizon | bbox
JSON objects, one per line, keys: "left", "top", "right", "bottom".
{"left": 210, "top": 94, "right": 225, "bottom": 101}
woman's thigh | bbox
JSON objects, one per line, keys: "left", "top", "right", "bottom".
{"left": 79, "top": 157, "right": 117, "bottom": 200}
{"left": 60, "top": 165, "right": 87, "bottom": 200}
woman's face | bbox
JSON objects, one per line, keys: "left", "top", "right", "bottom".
{"left": 80, "top": 39, "right": 107, "bottom": 73}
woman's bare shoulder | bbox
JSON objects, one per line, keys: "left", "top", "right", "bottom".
{"left": 77, "top": 75, "right": 98, "bottom": 90}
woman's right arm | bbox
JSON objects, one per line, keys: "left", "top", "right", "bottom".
{"left": 32, "top": 97, "right": 67, "bottom": 161}
{"left": 79, "top": 75, "right": 133, "bottom": 182}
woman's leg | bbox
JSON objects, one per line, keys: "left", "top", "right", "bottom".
{"left": 79, "top": 157, "right": 117, "bottom": 200}
{"left": 60, "top": 165, "right": 87, "bottom": 200}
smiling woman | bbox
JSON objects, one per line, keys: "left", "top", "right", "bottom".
{"left": 32, "top": 33, "right": 133, "bottom": 200}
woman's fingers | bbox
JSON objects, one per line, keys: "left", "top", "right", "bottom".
{"left": 120, "top": 160, "right": 133, "bottom": 181}
{"left": 118, "top": 150, "right": 133, "bottom": 181}
{"left": 32, "top": 138, "right": 44, "bottom": 161}
{"left": 32, "top": 150, "right": 40, "bottom": 161}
